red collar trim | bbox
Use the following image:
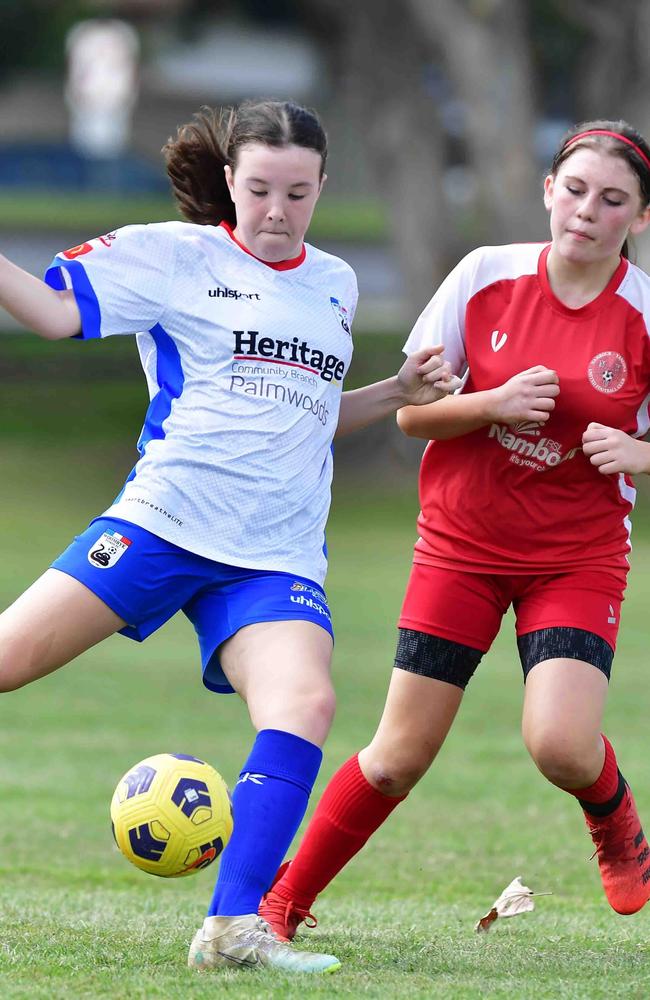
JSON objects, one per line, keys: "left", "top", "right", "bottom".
{"left": 219, "top": 221, "right": 306, "bottom": 270}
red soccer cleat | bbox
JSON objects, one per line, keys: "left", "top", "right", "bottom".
{"left": 585, "top": 785, "right": 650, "bottom": 915}
{"left": 259, "top": 861, "right": 318, "bottom": 943}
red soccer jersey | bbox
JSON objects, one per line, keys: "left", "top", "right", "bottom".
{"left": 403, "top": 243, "right": 650, "bottom": 574}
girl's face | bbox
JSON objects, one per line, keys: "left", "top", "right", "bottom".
{"left": 544, "top": 146, "right": 650, "bottom": 266}
{"left": 225, "top": 143, "right": 325, "bottom": 262}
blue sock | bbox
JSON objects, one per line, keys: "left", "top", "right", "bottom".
{"left": 207, "top": 728, "right": 323, "bottom": 916}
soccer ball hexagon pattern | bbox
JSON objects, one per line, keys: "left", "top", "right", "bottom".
{"left": 110, "top": 753, "right": 233, "bottom": 877}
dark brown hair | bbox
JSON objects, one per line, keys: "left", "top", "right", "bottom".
{"left": 551, "top": 119, "right": 650, "bottom": 259}
{"left": 162, "top": 99, "right": 328, "bottom": 227}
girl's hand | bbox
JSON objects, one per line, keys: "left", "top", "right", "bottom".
{"left": 397, "top": 346, "right": 462, "bottom": 405}
{"left": 582, "top": 423, "right": 650, "bottom": 476}
{"left": 485, "top": 366, "right": 560, "bottom": 425}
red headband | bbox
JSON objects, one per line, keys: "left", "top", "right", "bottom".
{"left": 563, "top": 129, "right": 650, "bottom": 172}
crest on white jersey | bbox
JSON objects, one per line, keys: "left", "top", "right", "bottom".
{"left": 330, "top": 296, "right": 351, "bottom": 335}
{"left": 491, "top": 330, "right": 508, "bottom": 352}
{"left": 87, "top": 528, "right": 132, "bottom": 568}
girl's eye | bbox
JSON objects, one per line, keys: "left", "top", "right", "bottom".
{"left": 566, "top": 185, "right": 581, "bottom": 196}
{"left": 250, "top": 190, "right": 267, "bottom": 198}
{"left": 603, "top": 197, "right": 623, "bottom": 207}
{"left": 288, "top": 194, "right": 306, "bottom": 201}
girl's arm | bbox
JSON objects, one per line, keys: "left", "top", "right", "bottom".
{"left": 397, "top": 365, "right": 560, "bottom": 441}
{"left": 336, "top": 347, "right": 459, "bottom": 438}
{"left": 0, "top": 254, "right": 81, "bottom": 339}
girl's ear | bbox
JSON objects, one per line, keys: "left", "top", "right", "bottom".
{"left": 224, "top": 164, "right": 235, "bottom": 202}
{"left": 630, "top": 203, "right": 650, "bottom": 237}
{"left": 543, "top": 174, "right": 554, "bottom": 212}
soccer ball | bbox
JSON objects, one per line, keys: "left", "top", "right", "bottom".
{"left": 110, "top": 753, "right": 233, "bottom": 878}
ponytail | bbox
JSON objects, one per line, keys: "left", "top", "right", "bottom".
{"left": 162, "top": 107, "right": 235, "bottom": 226}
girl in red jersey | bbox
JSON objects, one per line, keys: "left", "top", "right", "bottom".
{"left": 260, "top": 120, "right": 650, "bottom": 941}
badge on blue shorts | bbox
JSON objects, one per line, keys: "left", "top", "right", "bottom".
{"left": 87, "top": 528, "right": 133, "bottom": 569}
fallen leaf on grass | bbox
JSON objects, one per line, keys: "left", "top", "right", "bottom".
{"left": 475, "top": 876, "right": 552, "bottom": 933}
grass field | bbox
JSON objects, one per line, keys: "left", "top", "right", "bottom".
{"left": 2, "top": 361, "right": 650, "bottom": 998}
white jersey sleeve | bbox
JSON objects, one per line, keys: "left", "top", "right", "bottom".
{"left": 403, "top": 248, "right": 488, "bottom": 379}
{"left": 44, "top": 224, "right": 177, "bottom": 339}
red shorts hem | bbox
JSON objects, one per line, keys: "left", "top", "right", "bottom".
{"left": 397, "top": 616, "right": 490, "bottom": 652}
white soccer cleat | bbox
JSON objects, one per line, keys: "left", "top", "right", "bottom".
{"left": 188, "top": 913, "right": 341, "bottom": 973}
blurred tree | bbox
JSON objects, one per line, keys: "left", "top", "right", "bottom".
{"left": 301, "top": 0, "right": 449, "bottom": 316}
{"left": 553, "top": 0, "right": 650, "bottom": 141}
{"left": 409, "top": 0, "right": 542, "bottom": 245}
{"left": 0, "top": 1, "right": 88, "bottom": 80}
{"left": 299, "top": 0, "right": 650, "bottom": 315}
{"left": 301, "top": 0, "right": 545, "bottom": 317}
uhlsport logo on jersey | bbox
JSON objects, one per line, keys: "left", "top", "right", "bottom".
{"left": 88, "top": 528, "right": 132, "bottom": 568}
{"left": 587, "top": 351, "right": 628, "bottom": 394}
{"left": 488, "top": 423, "right": 579, "bottom": 472}
{"left": 209, "top": 286, "right": 261, "bottom": 301}
{"left": 330, "top": 296, "right": 351, "bottom": 335}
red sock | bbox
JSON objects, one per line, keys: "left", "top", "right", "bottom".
{"left": 564, "top": 734, "right": 625, "bottom": 816}
{"left": 273, "top": 754, "right": 405, "bottom": 909}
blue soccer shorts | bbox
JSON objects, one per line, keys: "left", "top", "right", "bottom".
{"left": 51, "top": 517, "right": 334, "bottom": 694}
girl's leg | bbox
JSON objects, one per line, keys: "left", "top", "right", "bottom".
{"left": 261, "top": 660, "right": 468, "bottom": 941}
{"left": 258, "top": 568, "right": 502, "bottom": 943}
{"left": 0, "top": 568, "right": 126, "bottom": 690}
{"left": 521, "top": 656, "right": 608, "bottom": 789}
{"left": 189, "top": 619, "right": 343, "bottom": 972}
{"left": 522, "top": 655, "right": 650, "bottom": 914}
{"left": 207, "top": 619, "right": 335, "bottom": 918}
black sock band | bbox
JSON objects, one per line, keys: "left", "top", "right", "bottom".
{"left": 579, "top": 770, "right": 627, "bottom": 818}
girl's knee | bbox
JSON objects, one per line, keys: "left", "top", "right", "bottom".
{"left": 0, "top": 640, "right": 26, "bottom": 692}
{"left": 361, "top": 743, "right": 437, "bottom": 796}
{"left": 526, "top": 733, "right": 597, "bottom": 788}
{"left": 272, "top": 684, "right": 336, "bottom": 747}
{"left": 306, "top": 684, "right": 336, "bottom": 732}
{"left": 0, "top": 662, "right": 27, "bottom": 693}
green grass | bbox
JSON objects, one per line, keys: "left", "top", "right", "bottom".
{"left": 2, "top": 415, "right": 650, "bottom": 996}
{"left": 0, "top": 191, "right": 388, "bottom": 242}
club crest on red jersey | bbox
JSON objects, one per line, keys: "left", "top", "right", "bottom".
{"left": 587, "top": 351, "right": 627, "bottom": 394}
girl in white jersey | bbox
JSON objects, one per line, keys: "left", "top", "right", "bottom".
{"left": 0, "top": 99, "right": 457, "bottom": 975}
{"left": 261, "top": 120, "right": 650, "bottom": 944}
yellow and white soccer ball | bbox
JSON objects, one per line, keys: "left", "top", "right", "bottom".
{"left": 110, "top": 753, "right": 233, "bottom": 877}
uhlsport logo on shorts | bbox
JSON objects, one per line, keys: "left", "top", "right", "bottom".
{"left": 289, "top": 581, "right": 330, "bottom": 620}
{"left": 88, "top": 529, "right": 132, "bottom": 568}
{"left": 588, "top": 351, "right": 628, "bottom": 394}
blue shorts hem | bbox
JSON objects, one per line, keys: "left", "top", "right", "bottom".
{"left": 50, "top": 565, "right": 138, "bottom": 631}
{"left": 201, "top": 613, "right": 335, "bottom": 695}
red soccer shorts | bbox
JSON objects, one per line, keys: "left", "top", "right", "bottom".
{"left": 399, "top": 562, "right": 627, "bottom": 653}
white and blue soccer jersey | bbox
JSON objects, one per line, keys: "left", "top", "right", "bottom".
{"left": 45, "top": 221, "right": 357, "bottom": 585}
